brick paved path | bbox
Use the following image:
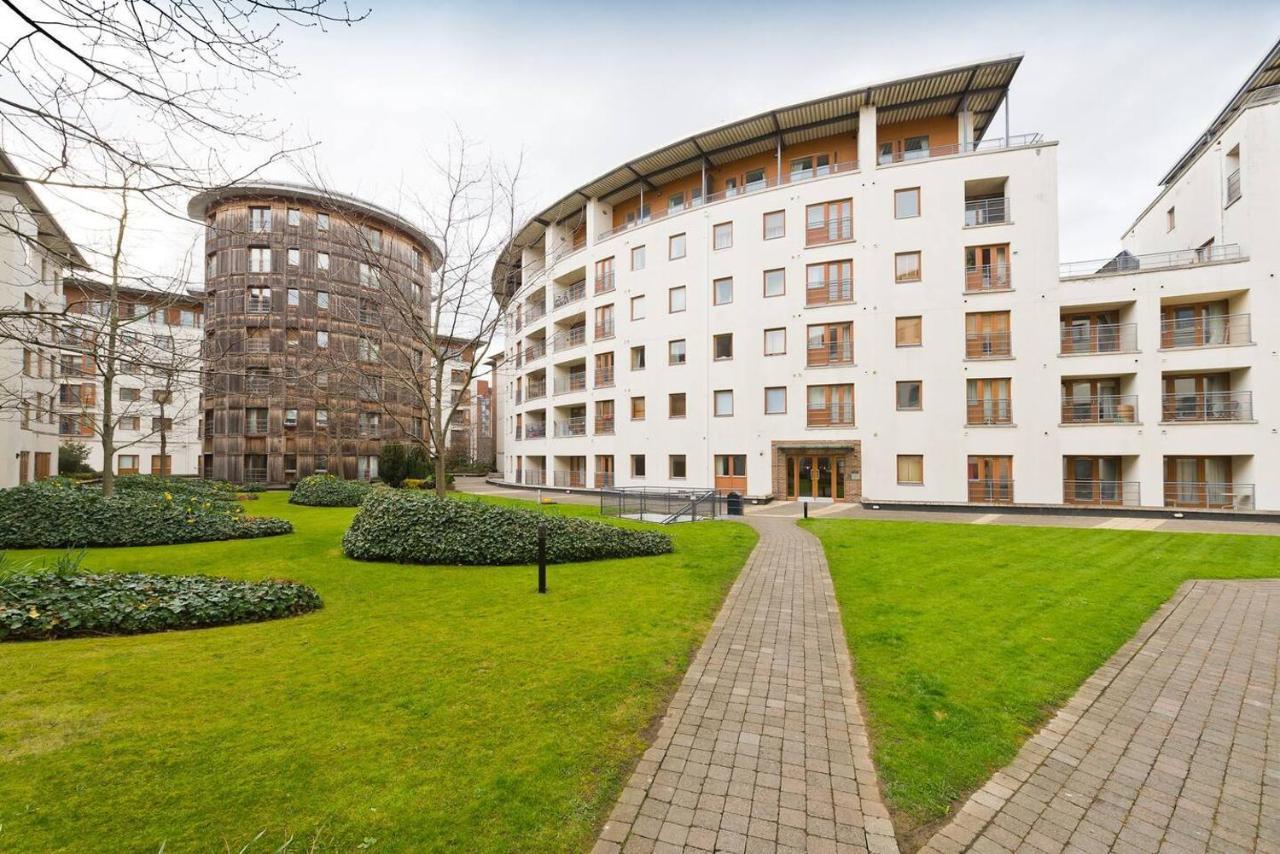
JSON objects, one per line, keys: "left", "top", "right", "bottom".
{"left": 921, "top": 580, "right": 1280, "bottom": 854}
{"left": 593, "top": 517, "right": 899, "bottom": 854}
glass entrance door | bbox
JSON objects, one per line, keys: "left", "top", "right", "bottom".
{"left": 786, "top": 454, "right": 846, "bottom": 499}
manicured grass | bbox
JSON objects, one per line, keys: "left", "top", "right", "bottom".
{"left": 804, "top": 518, "right": 1280, "bottom": 836}
{"left": 0, "top": 492, "right": 756, "bottom": 852}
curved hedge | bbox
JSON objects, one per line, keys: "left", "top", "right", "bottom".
{"left": 289, "top": 474, "right": 373, "bottom": 507}
{"left": 0, "top": 479, "right": 292, "bottom": 549}
{"left": 342, "top": 490, "right": 673, "bottom": 565}
{"left": 1, "top": 571, "right": 322, "bottom": 641}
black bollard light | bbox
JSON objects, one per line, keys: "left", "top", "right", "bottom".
{"left": 803, "top": 501, "right": 809, "bottom": 519}
{"left": 537, "top": 520, "right": 547, "bottom": 594}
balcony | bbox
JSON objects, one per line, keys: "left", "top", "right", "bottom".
{"left": 555, "top": 416, "right": 587, "bottom": 437}
{"left": 552, "top": 326, "right": 586, "bottom": 353}
{"left": 553, "top": 281, "right": 585, "bottom": 309}
{"left": 805, "top": 278, "right": 854, "bottom": 306}
{"left": 1164, "top": 481, "right": 1253, "bottom": 510}
{"left": 525, "top": 302, "right": 547, "bottom": 324}
{"left": 964, "top": 265, "right": 1011, "bottom": 293}
{"left": 359, "top": 310, "right": 378, "bottom": 324}
{"left": 525, "top": 422, "right": 546, "bottom": 439}
{"left": 524, "top": 381, "right": 546, "bottom": 401}
{"left": 244, "top": 337, "right": 270, "bottom": 354}
{"left": 1161, "top": 391, "right": 1253, "bottom": 423}
{"left": 595, "top": 271, "right": 615, "bottom": 294}
{"left": 246, "top": 297, "right": 271, "bottom": 314}
{"left": 594, "top": 471, "right": 615, "bottom": 489}
{"left": 521, "top": 469, "right": 547, "bottom": 486}
{"left": 967, "top": 479, "right": 1013, "bottom": 504}
{"left": 880, "top": 133, "right": 1043, "bottom": 166}
{"left": 1060, "top": 395, "right": 1138, "bottom": 425}
{"left": 595, "top": 415, "right": 615, "bottom": 435}
{"left": 594, "top": 318, "right": 615, "bottom": 340}
{"left": 1159, "top": 314, "right": 1251, "bottom": 349}
{"left": 806, "top": 402, "right": 854, "bottom": 428}
{"left": 246, "top": 378, "right": 272, "bottom": 395}
{"left": 1059, "top": 244, "right": 1244, "bottom": 279}
{"left": 1059, "top": 323, "right": 1137, "bottom": 355}
{"left": 806, "top": 340, "right": 854, "bottom": 367}
{"left": 243, "top": 467, "right": 268, "bottom": 484}
{"left": 965, "top": 331, "right": 1011, "bottom": 360}
{"left": 964, "top": 197, "right": 1010, "bottom": 227}
{"left": 553, "top": 374, "right": 587, "bottom": 395}
{"left": 553, "top": 470, "right": 586, "bottom": 488}
{"left": 594, "top": 367, "right": 614, "bottom": 388}
{"left": 805, "top": 217, "right": 853, "bottom": 247}
{"left": 966, "top": 399, "right": 1012, "bottom": 426}
{"left": 518, "top": 341, "right": 546, "bottom": 366}
{"left": 1064, "top": 480, "right": 1140, "bottom": 507}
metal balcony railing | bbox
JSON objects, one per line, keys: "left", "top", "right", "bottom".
{"left": 1064, "top": 480, "right": 1140, "bottom": 507}
{"left": 595, "top": 319, "right": 615, "bottom": 340}
{"left": 805, "top": 278, "right": 854, "bottom": 306}
{"left": 246, "top": 298, "right": 271, "bottom": 314}
{"left": 1159, "top": 314, "right": 1251, "bottom": 349}
{"left": 553, "top": 374, "right": 587, "bottom": 395}
{"left": 968, "top": 479, "right": 1014, "bottom": 504}
{"left": 1059, "top": 322, "right": 1138, "bottom": 355}
{"left": 595, "top": 415, "right": 615, "bottom": 435}
{"left": 518, "top": 341, "right": 546, "bottom": 366}
{"left": 595, "top": 271, "right": 615, "bottom": 294}
{"left": 1060, "top": 395, "right": 1139, "bottom": 424}
{"left": 594, "top": 367, "right": 614, "bottom": 388}
{"left": 1161, "top": 390, "right": 1253, "bottom": 423}
{"left": 965, "top": 331, "right": 1012, "bottom": 359}
{"left": 964, "top": 264, "right": 1012, "bottom": 292}
{"left": 243, "top": 467, "right": 268, "bottom": 484}
{"left": 553, "top": 281, "right": 585, "bottom": 309}
{"left": 359, "top": 310, "right": 378, "bottom": 324}
{"left": 553, "top": 470, "right": 586, "bottom": 488}
{"left": 246, "top": 378, "right": 271, "bottom": 395}
{"left": 555, "top": 416, "right": 587, "bottom": 437}
{"left": 806, "top": 402, "right": 855, "bottom": 427}
{"left": 524, "top": 422, "right": 546, "bottom": 439}
{"left": 1164, "top": 481, "right": 1254, "bottom": 510}
{"left": 967, "top": 399, "right": 1012, "bottom": 425}
{"left": 594, "top": 471, "right": 615, "bottom": 489}
{"left": 525, "top": 302, "right": 547, "bottom": 324}
{"left": 881, "top": 134, "right": 1044, "bottom": 166}
{"left": 1059, "top": 244, "right": 1244, "bottom": 279}
{"left": 1226, "top": 169, "right": 1241, "bottom": 205}
{"left": 552, "top": 326, "right": 587, "bottom": 352}
{"left": 522, "top": 469, "right": 546, "bottom": 486}
{"left": 805, "top": 217, "right": 853, "bottom": 247}
{"left": 964, "top": 197, "right": 1010, "bottom": 226}
{"left": 806, "top": 340, "right": 854, "bottom": 367}
{"left": 525, "top": 381, "right": 546, "bottom": 400}
{"left": 244, "top": 338, "right": 270, "bottom": 353}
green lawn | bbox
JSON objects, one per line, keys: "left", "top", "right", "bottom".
{"left": 804, "top": 518, "right": 1280, "bottom": 838}
{"left": 0, "top": 493, "right": 756, "bottom": 853}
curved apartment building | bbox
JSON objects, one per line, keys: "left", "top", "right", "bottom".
{"left": 190, "top": 183, "right": 439, "bottom": 484}
{"left": 495, "top": 48, "right": 1280, "bottom": 512}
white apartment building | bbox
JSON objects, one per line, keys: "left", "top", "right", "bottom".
{"left": 494, "top": 45, "right": 1280, "bottom": 513}
{"left": 0, "top": 152, "right": 87, "bottom": 487}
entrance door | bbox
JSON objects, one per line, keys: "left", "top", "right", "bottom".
{"left": 786, "top": 454, "right": 846, "bottom": 499}
{"left": 34, "top": 452, "right": 51, "bottom": 480}
{"left": 714, "top": 454, "right": 747, "bottom": 493}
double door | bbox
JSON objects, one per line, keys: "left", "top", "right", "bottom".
{"left": 785, "top": 454, "right": 846, "bottom": 499}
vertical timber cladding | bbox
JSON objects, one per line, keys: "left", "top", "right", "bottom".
{"left": 771, "top": 440, "right": 862, "bottom": 502}
{"left": 195, "top": 184, "right": 439, "bottom": 485}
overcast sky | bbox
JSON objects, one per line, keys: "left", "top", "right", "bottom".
{"left": 27, "top": 1, "right": 1280, "bottom": 277}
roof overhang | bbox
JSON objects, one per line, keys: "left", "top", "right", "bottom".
{"left": 0, "top": 151, "right": 89, "bottom": 269}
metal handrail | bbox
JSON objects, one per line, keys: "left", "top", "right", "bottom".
{"left": 525, "top": 381, "right": 546, "bottom": 400}
{"left": 806, "top": 402, "right": 855, "bottom": 427}
{"left": 1060, "top": 244, "right": 1244, "bottom": 279}
{"left": 1059, "top": 322, "right": 1138, "bottom": 355}
{"left": 1063, "top": 480, "right": 1140, "bottom": 507}
{"left": 1060, "top": 394, "right": 1139, "bottom": 424}
{"left": 553, "top": 281, "right": 585, "bottom": 309}
{"left": 805, "top": 216, "right": 854, "bottom": 246}
{"left": 1159, "top": 313, "right": 1251, "bottom": 349}
{"left": 1163, "top": 481, "right": 1254, "bottom": 510}
{"left": 524, "top": 302, "right": 547, "bottom": 323}
{"left": 1226, "top": 169, "right": 1241, "bottom": 205}
{"left": 244, "top": 338, "right": 271, "bottom": 353}
{"left": 966, "top": 399, "right": 1012, "bottom": 425}
{"left": 524, "top": 423, "right": 546, "bottom": 439}
{"left": 594, "top": 319, "right": 615, "bottom": 340}
{"left": 806, "top": 340, "right": 854, "bottom": 367}
{"left": 599, "top": 486, "right": 723, "bottom": 523}
{"left": 1161, "top": 390, "right": 1253, "bottom": 422}
{"left": 594, "top": 415, "right": 615, "bottom": 435}
{"left": 594, "top": 367, "right": 614, "bottom": 388}
{"left": 881, "top": 134, "right": 1044, "bottom": 165}
{"left": 555, "top": 416, "right": 587, "bottom": 437}
{"left": 964, "top": 264, "right": 1012, "bottom": 292}
{"left": 553, "top": 470, "right": 586, "bottom": 488}
{"left": 553, "top": 374, "right": 587, "bottom": 395}
{"left": 595, "top": 271, "right": 615, "bottom": 294}
{"left": 965, "top": 331, "right": 1012, "bottom": 359}
{"left": 967, "top": 479, "right": 1014, "bottom": 503}
{"left": 805, "top": 278, "right": 854, "bottom": 306}
{"left": 964, "top": 197, "right": 1009, "bottom": 226}
{"left": 551, "top": 326, "right": 586, "bottom": 352}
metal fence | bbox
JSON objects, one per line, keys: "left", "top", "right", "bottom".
{"left": 599, "top": 486, "right": 725, "bottom": 523}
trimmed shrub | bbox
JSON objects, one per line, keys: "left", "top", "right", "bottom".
{"left": 1, "top": 570, "right": 322, "bottom": 641}
{"left": 342, "top": 490, "right": 673, "bottom": 565}
{"left": 379, "top": 442, "right": 408, "bottom": 488}
{"left": 0, "top": 479, "right": 292, "bottom": 549}
{"left": 288, "top": 474, "right": 373, "bottom": 507}
{"left": 405, "top": 444, "right": 428, "bottom": 480}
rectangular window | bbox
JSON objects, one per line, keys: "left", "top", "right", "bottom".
{"left": 117, "top": 454, "right": 140, "bottom": 475}
{"left": 806, "top": 260, "right": 853, "bottom": 306}
{"left": 631, "top": 396, "right": 646, "bottom": 420}
{"left": 896, "top": 380, "right": 922, "bottom": 410}
{"left": 790, "top": 154, "right": 831, "bottom": 180}
{"left": 967, "top": 378, "right": 1012, "bottom": 425}
{"left": 714, "top": 389, "right": 734, "bottom": 417}
{"left": 894, "top": 187, "right": 921, "bottom": 219}
{"left": 119, "top": 387, "right": 141, "bottom": 402}
{"left": 287, "top": 248, "right": 300, "bottom": 267}
{"left": 765, "top": 386, "right": 787, "bottom": 414}
{"left": 249, "top": 206, "right": 272, "bottom": 232}
{"left": 631, "top": 245, "right": 646, "bottom": 270}
{"left": 713, "top": 333, "right": 733, "bottom": 361}
{"left": 287, "top": 287, "right": 300, "bottom": 306}
{"left": 287, "top": 208, "right": 301, "bottom": 227}
{"left": 806, "top": 322, "right": 854, "bottom": 366}
{"left": 669, "top": 286, "right": 686, "bottom": 313}
{"left": 317, "top": 290, "right": 330, "bottom": 310}
{"left": 965, "top": 244, "right": 1012, "bottom": 292}
{"left": 245, "top": 407, "right": 268, "bottom": 434}
{"left": 713, "top": 277, "right": 733, "bottom": 306}
{"left": 669, "top": 392, "right": 687, "bottom": 418}
{"left": 317, "top": 251, "right": 329, "bottom": 271}
{"left": 630, "top": 295, "right": 646, "bottom": 320}
{"left": 631, "top": 454, "right": 646, "bottom": 478}
{"left": 966, "top": 310, "right": 1012, "bottom": 359}
{"left": 670, "top": 455, "right": 687, "bottom": 479}
{"left": 805, "top": 199, "right": 853, "bottom": 245}
{"left": 763, "top": 268, "right": 785, "bottom": 297}
{"left": 206, "top": 252, "right": 217, "bottom": 278}
{"left": 895, "top": 251, "right": 922, "bottom": 283}
{"left": 764, "top": 327, "right": 786, "bottom": 356}
{"left": 151, "top": 417, "right": 173, "bottom": 432}
{"left": 668, "top": 339, "right": 687, "bottom": 365}
{"left": 763, "top": 210, "right": 785, "bottom": 240}
{"left": 248, "top": 246, "right": 271, "bottom": 273}
{"left": 713, "top": 222, "right": 733, "bottom": 250}
{"left": 316, "top": 408, "right": 329, "bottom": 427}
{"left": 895, "top": 316, "right": 922, "bottom": 347}
{"left": 668, "top": 191, "right": 684, "bottom": 212}
{"left": 247, "top": 286, "right": 270, "bottom": 312}
{"left": 284, "top": 408, "right": 298, "bottom": 427}
{"left": 595, "top": 256, "right": 615, "bottom": 294}
{"left": 1166, "top": 206, "right": 1176, "bottom": 231}
{"left": 806, "top": 383, "right": 855, "bottom": 427}
{"left": 150, "top": 455, "right": 172, "bottom": 476}
{"left": 897, "top": 455, "right": 924, "bottom": 485}
{"left": 317, "top": 330, "right": 329, "bottom": 349}
{"left": 359, "top": 262, "right": 377, "bottom": 287}
{"left": 630, "top": 345, "right": 646, "bottom": 370}
{"left": 316, "top": 212, "right": 329, "bottom": 231}
{"left": 669, "top": 233, "right": 686, "bottom": 260}
{"left": 364, "top": 227, "right": 383, "bottom": 252}
{"left": 315, "top": 455, "right": 328, "bottom": 473}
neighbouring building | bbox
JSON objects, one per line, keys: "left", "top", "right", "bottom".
{"left": 0, "top": 151, "right": 88, "bottom": 487}
{"left": 189, "top": 183, "right": 441, "bottom": 484}
{"left": 494, "top": 42, "right": 1280, "bottom": 512}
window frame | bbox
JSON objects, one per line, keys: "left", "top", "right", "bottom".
{"left": 894, "top": 251, "right": 922, "bottom": 283}
{"left": 712, "top": 221, "right": 733, "bottom": 250}
{"left": 669, "top": 233, "right": 687, "bottom": 260}
{"left": 763, "top": 210, "right": 785, "bottom": 240}
{"left": 668, "top": 285, "right": 687, "bottom": 313}
{"left": 896, "top": 380, "right": 923, "bottom": 411}
{"left": 713, "top": 389, "right": 734, "bottom": 417}
{"left": 894, "top": 187, "right": 921, "bottom": 220}
{"left": 895, "top": 315, "right": 922, "bottom": 347}
{"left": 897, "top": 454, "right": 924, "bottom": 485}
{"left": 763, "top": 327, "right": 787, "bottom": 356}
{"left": 764, "top": 386, "right": 787, "bottom": 415}
{"left": 712, "top": 277, "right": 734, "bottom": 306}
{"left": 763, "top": 268, "right": 786, "bottom": 298}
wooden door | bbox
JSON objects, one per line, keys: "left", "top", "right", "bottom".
{"left": 34, "top": 452, "right": 50, "bottom": 480}
{"left": 714, "top": 454, "right": 748, "bottom": 494}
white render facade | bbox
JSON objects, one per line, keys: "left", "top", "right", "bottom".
{"left": 496, "top": 48, "right": 1280, "bottom": 512}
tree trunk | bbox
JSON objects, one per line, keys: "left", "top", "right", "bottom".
{"left": 159, "top": 401, "right": 168, "bottom": 474}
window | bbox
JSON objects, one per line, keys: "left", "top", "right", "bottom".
{"left": 631, "top": 345, "right": 646, "bottom": 370}
{"left": 765, "top": 386, "right": 787, "bottom": 414}
{"left": 284, "top": 408, "right": 298, "bottom": 427}
{"left": 966, "top": 311, "right": 1012, "bottom": 359}
{"left": 713, "top": 277, "right": 733, "bottom": 305}
{"left": 317, "top": 251, "right": 329, "bottom": 271}
{"left": 357, "top": 455, "right": 378, "bottom": 481}
{"left": 152, "top": 389, "right": 171, "bottom": 404}
{"left": 806, "top": 260, "right": 853, "bottom": 305}
{"left": 896, "top": 381, "right": 922, "bottom": 410}
{"left": 595, "top": 257, "right": 615, "bottom": 294}
{"left": 668, "top": 191, "right": 685, "bottom": 212}
{"left": 805, "top": 199, "right": 852, "bottom": 245}
{"left": 631, "top": 454, "right": 646, "bottom": 478}
{"left": 669, "top": 286, "right": 686, "bottom": 313}
{"left": 1166, "top": 206, "right": 1176, "bottom": 232}
{"left": 897, "top": 455, "right": 924, "bottom": 485}
{"left": 287, "top": 248, "right": 300, "bottom": 267}
{"left": 248, "top": 246, "right": 271, "bottom": 273}
{"left": 249, "top": 206, "right": 272, "bottom": 231}
{"left": 669, "top": 392, "right": 686, "bottom": 418}
{"left": 713, "top": 222, "right": 733, "bottom": 250}
{"left": 764, "top": 328, "right": 786, "bottom": 356}
{"left": 314, "top": 455, "right": 329, "bottom": 473}
{"left": 364, "top": 227, "right": 383, "bottom": 252}
{"left": 150, "top": 455, "right": 172, "bottom": 476}
{"left": 316, "top": 212, "right": 329, "bottom": 231}
{"left": 806, "top": 383, "right": 855, "bottom": 427}
{"left": 744, "top": 168, "right": 765, "bottom": 189}
{"left": 317, "top": 290, "right": 330, "bottom": 310}
{"left": 763, "top": 268, "right": 785, "bottom": 297}
{"left": 122, "top": 416, "right": 140, "bottom": 431}
{"left": 359, "top": 262, "right": 377, "bottom": 287}
{"left": 895, "top": 251, "right": 922, "bottom": 283}
{"left": 895, "top": 316, "right": 922, "bottom": 347}
{"left": 806, "top": 322, "right": 853, "bottom": 366}
{"left": 151, "top": 417, "right": 173, "bottom": 432}
{"left": 630, "top": 295, "right": 646, "bottom": 320}
{"left": 670, "top": 455, "right": 687, "bottom": 479}
{"left": 668, "top": 339, "right": 687, "bottom": 365}
{"left": 245, "top": 407, "right": 268, "bottom": 433}
{"left": 631, "top": 245, "right": 646, "bottom": 270}
{"left": 713, "top": 333, "right": 733, "bottom": 360}
{"left": 247, "top": 286, "right": 270, "bottom": 312}
{"left": 631, "top": 396, "right": 646, "bottom": 420}
{"left": 894, "top": 188, "right": 921, "bottom": 219}
{"left": 287, "top": 208, "right": 301, "bottom": 227}
{"left": 287, "top": 287, "right": 300, "bottom": 306}
{"left": 317, "top": 330, "right": 329, "bottom": 349}
{"left": 359, "top": 412, "right": 381, "bottom": 435}
{"left": 669, "top": 233, "right": 686, "bottom": 260}
{"left": 119, "top": 387, "right": 141, "bottom": 402}
{"left": 790, "top": 154, "right": 830, "bottom": 180}
{"left": 714, "top": 389, "right": 734, "bottom": 416}
{"left": 763, "top": 210, "right": 785, "bottom": 240}
{"left": 206, "top": 252, "right": 218, "bottom": 278}
{"left": 316, "top": 408, "right": 328, "bottom": 427}
{"left": 358, "top": 337, "right": 381, "bottom": 361}
{"left": 117, "top": 454, "right": 140, "bottom": 475}
{"left": 967, "top": 378, "right": 1012, "bottom": 425}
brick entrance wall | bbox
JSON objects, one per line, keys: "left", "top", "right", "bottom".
{"left": 771, "top": 440, "right": 862, "bottom": 501}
